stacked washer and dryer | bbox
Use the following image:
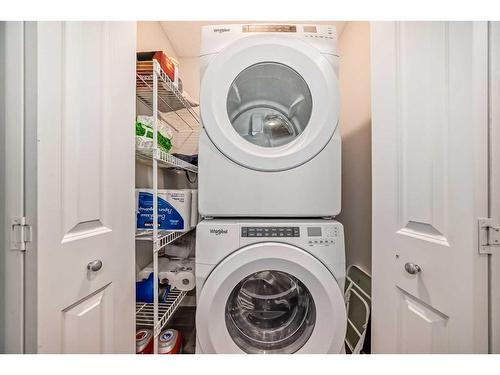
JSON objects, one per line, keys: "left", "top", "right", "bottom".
{"left": 195, "top": 24, "right": 347, "bottom": 354}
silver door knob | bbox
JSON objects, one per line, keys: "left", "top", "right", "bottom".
{"left": 404, "top": 262, "right": 421, "bottom": 275}
{"left": 87, "top": 260, "right": 103, "bottom": 272}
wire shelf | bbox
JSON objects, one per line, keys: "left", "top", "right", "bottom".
{"left": 136, "top": 288, "right": 187, "bottom": 337}
{"left": 136, "top": 61, "right": 200, "bottom": 124}
{"left": 135, "top": 228, "right": 194, "bottom": 253}
{"left": 135, "top": 57, "right": 198, "bottom": 353}
{"left": 135, "top": 146, "right": 198, "bottom": 173}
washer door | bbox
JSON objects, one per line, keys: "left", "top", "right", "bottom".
{"left": 200, "top": 34, "right": 340, "bottom": 172}
{"left": 196, "top": 243, "right": 346, "bottom": 354}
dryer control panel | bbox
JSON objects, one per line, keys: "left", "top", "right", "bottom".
{"left": 200, "top": 24, "right": 338, "bottom": 57}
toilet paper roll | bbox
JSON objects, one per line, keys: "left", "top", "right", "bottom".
{"left": 174, "top": 271, "right": 196, "bottom": 291}
{"left": 158, "top": 270, "right": 176, "bottom": 285}
{"left": 138, "top": 258, "right": 170, "bottom": 281}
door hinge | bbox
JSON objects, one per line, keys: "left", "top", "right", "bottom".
{"left": 11, "top": 217, "right": 32, "bottom": 251}
{"left": 478, "top": 218, "right": 500, "bottom": 254}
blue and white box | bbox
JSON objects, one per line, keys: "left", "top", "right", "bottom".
{"left": 136, "top": 189, "right": 192, "bottom": 232}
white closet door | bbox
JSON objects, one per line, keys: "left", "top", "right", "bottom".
{"left": 24, "top": 22, "right": 136, "bottom": 353}
{"left": 371, "top": 22, "right": 489, "bottom": 353}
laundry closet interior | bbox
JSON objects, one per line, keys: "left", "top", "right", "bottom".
{"left": 2, "top": 20, "right": 495, "bottom": 355}
{"left": 133, "top": 21, "right": 372, "bottom": 354}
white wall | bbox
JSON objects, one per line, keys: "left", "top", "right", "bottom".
{"left": 336, "top": 22, "right": 372, "bottom": 275}
{"left": 137, "top": 22, "right": 200, "bottom": 100}
{"left": 137, "top": 21, "right": 178, "bottom": 59}
{"left": 178, "top": 56, "right": 200, "bottom": 101}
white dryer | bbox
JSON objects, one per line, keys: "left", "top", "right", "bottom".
{"left": 195, "top": 219, "right": 347, "bottom": 354}
{"left": 199, "top": 24, "right": 341, "bottom": 217}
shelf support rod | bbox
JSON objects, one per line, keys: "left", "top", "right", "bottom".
{"left": 152, "top": 59, "right": 159, "bottom": 354}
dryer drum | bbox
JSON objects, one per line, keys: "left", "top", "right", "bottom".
{"left": 226, "top": 62, "right": 313, "bottom": 148}
{"left": 225, "top": 270, "right": 316, "bottom": 354}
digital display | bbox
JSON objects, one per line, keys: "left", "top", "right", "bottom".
{"left": 242, "top": 25, "right": 297, "bottom": 33}
{"left": 303, "top": 26, "right": 317, "bottom": 33}
{"left": 307, "top": 227, "right": 322, "bottom": 237}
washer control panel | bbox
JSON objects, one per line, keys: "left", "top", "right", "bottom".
{"left": 306, "top": 225, "right": 339, "bottom": 247}
{"left": 239, "top": 224, "right": 340, "bottom": 248}
{"left": 241, "top": 226, "right": 300, "bottom": 238}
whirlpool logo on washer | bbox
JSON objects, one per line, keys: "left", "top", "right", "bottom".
{"left": 209, "top": 228, "right": 228, "bottom": 236}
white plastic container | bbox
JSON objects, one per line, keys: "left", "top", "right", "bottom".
{"left": 136, "top": 189, "right": 192, "bottom": 232}
{"left": 190, "top": 189, "right": 199, "bottom": 228}
{"left": 163, "top": 231, "right": 195, "bottom": 259}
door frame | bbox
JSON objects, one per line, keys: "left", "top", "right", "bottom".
{"left": 23, "top": 21, "right": 39, "bottom": 354}
{"left": 0, "top": 21, "right": 25, "bottom": 354}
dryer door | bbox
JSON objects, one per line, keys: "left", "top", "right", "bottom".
{"left": 196, "top": 242, "right": 346, "bottom": 354}
{"left": 200, "top": 34, "right": 340, "bottom": 172}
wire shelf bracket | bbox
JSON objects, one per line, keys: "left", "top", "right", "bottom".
{"left": 136, "top": 289, "right": 187, "bottom": 338}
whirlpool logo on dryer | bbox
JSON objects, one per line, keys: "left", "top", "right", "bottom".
{"left": 209, "top": 228, "right": 228, "bottom": 236}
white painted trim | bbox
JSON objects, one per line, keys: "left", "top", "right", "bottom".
{"left": 0, "top": 21, "right": 25, "bottom": 354}
{"left": 23, "top": 20, "right": 38, "bottom": 354}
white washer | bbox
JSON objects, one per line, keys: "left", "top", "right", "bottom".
{"left": 195, "top": 219, "right": 347, "bottom": 354}
{"left": 199, "top": 24, "right": 341, "bottom": 217}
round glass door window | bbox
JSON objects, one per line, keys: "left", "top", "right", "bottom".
{"left": 226, "top": 63, "right": 313, "bottom": 148}
{"left": 225, "top": 270, "right": 316, "bottom": 354}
